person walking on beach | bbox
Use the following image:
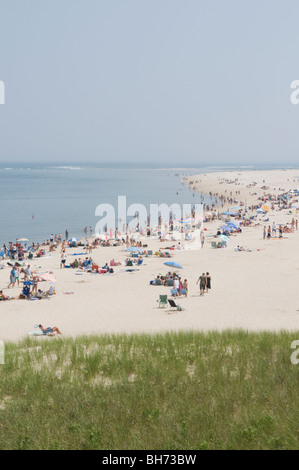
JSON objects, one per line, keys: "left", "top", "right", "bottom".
{"left": 206, "top": 272, "right": 211, "bottom": 293}
{"left": 196, "top": 273, "right": 207, "bottom": 296}
{"left": 8, "top": 266, "right": 16, "bottom": 288}
{"left": 263, "top": 226, "right": 266, "bottom": 240}
{"left": 14, "top": 265, "right": 20, "bottom": 287}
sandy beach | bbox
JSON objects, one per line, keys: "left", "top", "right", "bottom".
{"left": 1, "top": 169, "right": 299, "bottom": 342}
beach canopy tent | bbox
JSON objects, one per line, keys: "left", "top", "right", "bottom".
{"left": 164, "top": 261, "right": 183, "bottom": 269}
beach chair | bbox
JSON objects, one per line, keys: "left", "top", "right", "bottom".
{"left": 168, "top": 299, "right": 184, "bottom": 312}
{"left": 167, "top": 279, "right": 174, "bottom": 286}
{"left": 137, "top": 259, "right": 143, "bottom": 266}
{"left": 157, "top": 295, "right": 168, "bottom": 308}
{"left": 147, "top": 250, "right": 153, "bottom": 256}
{"left": 211, "top": 241, "right": 217, "bottom": 248}
{"left": 154, "top": 278, "right": 162, "bottom": 285}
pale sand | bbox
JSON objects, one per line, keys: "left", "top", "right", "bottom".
{"left": 1, "top": 169, "right": 299, "bottom": 342}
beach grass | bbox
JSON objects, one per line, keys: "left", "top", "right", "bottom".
{"left": 0, "top": 330, "right": 298, "bottom": 450}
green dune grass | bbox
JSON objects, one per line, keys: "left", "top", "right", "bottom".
{"left": 0, "top": 330, "right": 298, "bottom": 450}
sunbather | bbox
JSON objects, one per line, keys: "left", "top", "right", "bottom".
{"left": 0, "top": 290, "right": 14, "bottom": 300}
{"left": 38, "top": 324, "right": 62, "bottom": 336}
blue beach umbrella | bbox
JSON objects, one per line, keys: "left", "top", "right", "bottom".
{"left": 68, "top": 237, "right": 78, "bottom": 242}
{"left": 226, "top": 222, "right": 239, "bottom": 230}
{"left": 222, "top": 211, "right": 236, "bottom": 216}
{"left": 164, "top": 261, "right": 183, "bottom": 269}
{"left": 221, "top": 225, "right": 232, "bottom": 232}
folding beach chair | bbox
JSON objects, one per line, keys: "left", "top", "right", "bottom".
{"left": 157, "top": 295, "right": 168, "bottom": 308}
{"left": 168, "top": 299, "right": 185, "bottom": 312}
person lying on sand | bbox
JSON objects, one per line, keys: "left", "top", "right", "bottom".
{"left": 0, "top": 290, "right": 15, "bottom": 300}
{"left": 38, "top": 324, "right": 62, "bottom": 336}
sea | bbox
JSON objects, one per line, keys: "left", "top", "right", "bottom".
{"left": 0, "top": 162, "right": 298, "bottom": 244}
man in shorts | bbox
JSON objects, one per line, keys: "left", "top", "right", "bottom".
{"left": 196, "top": 273, "right": 207, "bottom": 296}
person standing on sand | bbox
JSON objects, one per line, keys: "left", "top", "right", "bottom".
{"left": 183, "top": 279, "right": 188, "bottom": 297}
{"left": 263, "top": 226, "right": 266, "bottom": 240}
{"left": 200, "top": 231, "right": 205, "bottom": 249}
{"left": 196, "top": 273, "right": 207, "bottom": 296}
{"left": 60, "top": 250, "right": 66, "bottom": 269}
{"left": 267, "top": 226, "right": 271, "bottom": 239}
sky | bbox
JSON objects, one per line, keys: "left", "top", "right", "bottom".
{"left": 0, "top": 0, "right": 299, "bottom": 166}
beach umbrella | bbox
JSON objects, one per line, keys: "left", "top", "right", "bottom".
{"left": 218, "top": 235, "right": 229, "bottom": 242}
{"left": 222, "top": 211, "right": 236, "bottom": 216}
{"left": 231, "top": 206, "right": 241, "bottom": 211}
{"left": 226, "top": 222, "right": 239, "bottom": 230}
{"left": 17, "top": 238, "right": 28, "bottom": 242}
{"left": 37, "top": 273, "right": 56, "bottom": 283}
{"left": 262, "top": 204, "right": 271, "bottom": 212}
{"left": 221, "top": 225, "right": 232, "bottom": 232}
{"left": 164, "top": 261, "right": 183, "bottom": 269}
{"left": 68, "top": 237, "right": 78, "bottom": 243}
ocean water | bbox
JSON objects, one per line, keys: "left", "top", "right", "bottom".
{"left": 0, "top": 164, "right": 215, "bottom": 244}
{"left": 1, "top": 162, "right": 298, "bottom": 244}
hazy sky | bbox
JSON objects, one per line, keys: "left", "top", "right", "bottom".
{"left": 1, "top": 0, "right": 299, "bottom": 165}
